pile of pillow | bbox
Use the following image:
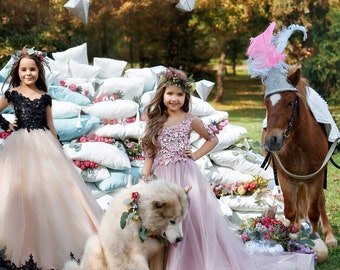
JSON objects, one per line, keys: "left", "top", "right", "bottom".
{"left": 0, "top": 43, "right": 275, "bottom": 217}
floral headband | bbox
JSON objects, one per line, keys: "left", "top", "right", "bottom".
{"left": 159, "top": 68, "right": 195, "bottom": 93}
{"left": 11, "top": 46, "right": 50, "bottom": 69}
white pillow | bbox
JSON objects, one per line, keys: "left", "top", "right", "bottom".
{"left": 209, "top": 149, "right": 273, "bottom": 180}
{"left": 0, "top": 58, "right": 13, "bottom": 81}
{"left": 205, "top": 165, "right": 253, "bottom": 185}
{"left": 52, "top": 99, "right": 81, "bottom": 119}
{"left": 93, "top": 57, "right": 127, "bottom": 78}
{"left": 124, "top": 68, "right": 156, "bottom": 92}
{"left": 52, "top": 43, "right": 88, "bottom": 65}
{"left": 94, "top": 121, "right": 145, "bottom": 140}
{"left": 63, "top": 141, "right": 131, "bottom": 170}
{"left": 190, "top": 96, "right": 217, "bottom": 116}
{"left": 81, "top": 165, "right": 111, "bottom": 182}
{"left": 82, "top": 100, "right": 139, "bottom": 120}
{"left": 67, "top": 59, "right": 100, "bottom": 78}
{"left": 95, "top": 77, "right": 145, "bottom": 101}
{"left": 200, "top": 111, "right": 229, "bottom": 125}
{"left": 192, "top": 124, "right": 247, "bottom": 153}
{"left": 220, "top": 195, "right": 268, "bottom": 212}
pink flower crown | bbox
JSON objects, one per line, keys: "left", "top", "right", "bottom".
{"left": 11, "top": 46, "right": 50, "bottom": 69}
{"left": 159, "top": 68, "right": 195, "bottom": 93}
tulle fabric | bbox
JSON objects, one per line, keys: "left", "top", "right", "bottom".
{"left": 152, "top": 160, "right": 315, "bottom": 270}
{"left": 0, "top": 129, "right": 103, "bottom": 270}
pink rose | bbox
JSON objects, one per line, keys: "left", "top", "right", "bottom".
{"left": 68, "top": 84, "right": 77, "bottom": 92}
{"left": 60, "top": 80, "right": 66, "bottom": 86}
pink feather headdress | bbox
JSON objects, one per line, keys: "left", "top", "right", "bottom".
{"left": 246, "top": 22, "right": 307, "bottom": 97}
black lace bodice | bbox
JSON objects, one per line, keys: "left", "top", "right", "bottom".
{"left": 2, "top": 90, "right": 52, "bottom": 132}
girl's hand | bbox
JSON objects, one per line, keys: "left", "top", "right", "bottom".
{"left": 184, "top": 146, "right": 197, "bottom": 161}
{"left": 8, "top": 119, "right": 18, "bottom": 131}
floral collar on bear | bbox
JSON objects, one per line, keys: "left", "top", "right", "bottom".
{"left": 120, "top": 192, "right": 169, "bottom": 246}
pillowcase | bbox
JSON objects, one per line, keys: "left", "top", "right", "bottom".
{"left": 54, "top": 115, "right": 100, "bottom": 141}
{"left": 85, "top": 182, "right": 107, "bottom": 199}
{"left": 93, "top": 57, "right": 127, "bottom": 78}
{"left": 209, "top": 149, "right": 274, "bottom": 180}
{"left": 124, "top": 68, "right": 156, "bottom": 92}
{"left": 95, "top": 77, "right": 145, "bottom": 101}
{"left": 0, "top": 58, "right": 13, "bottom": 81}
{"left": 205, "top": 165, "right": 254, "bottom": 185}
{"left": 52, "top": 43, "right": 88, "bottom": 65}
{"left": 63, "top": 141, "right": 131, "bottom": 170}
{"left": 82, "top": 100, "right": 139, "bottom": 120}
{"left": 94, "top": 121, "right": 145, "bottom": 140}
{"left": 52, "top": 99, "right": 81, "bottom": 119}
{"left": 200, "top": 111, "right": 229, "bottom": 125}
{"left": 67, "top": 59, "right": 100, "bottom": 78}
{"left": 192, "top": 124, "right": 247, "bottom": 153}
{"left": 81, "top": 165, "right": 111, "bottom": 182}
{"left": 95, "top": 169, "right": 130, "bottom": 193}
{"left": 49, "top": 85, "right": 92, "bottom": 106}
{"left": 190, "top": 96, "right": 217, "bottom": 116}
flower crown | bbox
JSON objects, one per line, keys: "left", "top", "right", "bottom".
{"left": 11, "top": 46, "right": 50, "bottom": 69}
{"left": 159, "top": 68, "right": 195, "bottom": 93}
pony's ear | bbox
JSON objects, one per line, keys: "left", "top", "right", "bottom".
{"left": 287, "top": 68, "right": 301, "bottom": 87}
{"left": 152, "top": 201, "right": 166, "bottom": 209}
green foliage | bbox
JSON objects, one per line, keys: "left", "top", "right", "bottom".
{"left": 302, "top": 7, "right": 340, "bottom": 104}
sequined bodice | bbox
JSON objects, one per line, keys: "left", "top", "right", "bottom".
{"left": 5, "top": 90, "right": 51, "bottom": 131}
{"left": 153, "top": 114, "right": 194, "bottom": 165}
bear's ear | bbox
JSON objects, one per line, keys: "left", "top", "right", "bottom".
{"left": 152, "top": 201, "right": 166, "bottom": 209}
{"left": 184, "top": 185, "right": 192, "bottom": 194}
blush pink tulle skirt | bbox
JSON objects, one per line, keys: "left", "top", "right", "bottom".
{"left": 153, "top": 159, "right": 315, "bottom": 270}
{"left": 0, "top": 129, "right": 103, "bottom": 269}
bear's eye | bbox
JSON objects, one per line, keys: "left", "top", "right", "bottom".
{"left": 170, "top": 219, "right": 176, "bottom": 224}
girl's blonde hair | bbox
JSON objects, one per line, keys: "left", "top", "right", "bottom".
{"left": 141, "top": 68, "right": 191, "bottom": 157}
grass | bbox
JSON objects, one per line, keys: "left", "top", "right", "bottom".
{"left": 207, "top": 72, "right": 340, "bottom": 269}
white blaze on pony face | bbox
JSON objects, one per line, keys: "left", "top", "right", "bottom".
{"left": 269, "top": 93, "right": 281, "bottom": 107}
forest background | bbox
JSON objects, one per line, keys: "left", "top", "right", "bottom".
{"left": 0, "top": 0, "right": 339, "bottom": 105}
{"left": 0, "top": 1, "right": 339, "bottom": 268}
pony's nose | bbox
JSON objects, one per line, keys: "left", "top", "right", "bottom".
{"left": 265, "top": 134, "right": 284, "bottom": 152}
{"left": 175, "top": 236, "right": 183, "bottom": 243}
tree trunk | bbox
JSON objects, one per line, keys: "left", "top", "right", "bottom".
{"left": 214, "top": 52, "right": 226, "bottom": 103}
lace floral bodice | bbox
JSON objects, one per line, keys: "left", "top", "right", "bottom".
{"left": 153, "top": 114, "right": 215, "bottom": 166}
{"left": 3, "top": 90, "right": 51, "bottom": 132}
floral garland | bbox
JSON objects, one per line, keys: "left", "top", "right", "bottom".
{"left": 59, "top": 80, "right": 91, "bottom": 97}
{"left": 12, "top": 46, "right": 50, "bottom": 68}
{"left": 211, "top": 175, "right": 268, "bottom": 198}
{"left": 159, "top": 68, "right": 195, "bottom": 93}
{"left": 102, "top": 117, "right": 136, "bottom": 125}
{"left": 0, "top": 131, "right": 12, "bottom": 139}
{"left": 207, "top": 119, "right": 229, "bottom": 135}
{"left": 239, "top": 213, "right": 318, "bottom": 259}
{"left": 120, "top": 192, "right": 168, "bottom": 245}
{"left": 123, "top": 139, "right": 144, "bottom": 161}
{"left": 73, "top": 160, "right": 99, "bottom": 170}
{"left": 93, "top": 91, "right": 124, "bottom": 103}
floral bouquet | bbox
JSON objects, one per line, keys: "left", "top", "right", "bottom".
{"left": 239, "top": 211, "right": 318, "bottom": 260}
{"left": 122, "top": 139, "right": 144, "bottom": 162}
{"left": 211, "top": 175, "right": 268, "bottom": 198}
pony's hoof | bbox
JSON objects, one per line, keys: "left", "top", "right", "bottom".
{"left": 325, "top": 236, "right": 338, "bottom": 247}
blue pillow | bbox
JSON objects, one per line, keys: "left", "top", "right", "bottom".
{"left": 54, "top": 115, "right": 100, "bottom": 141}
{"left": 49, "top": 85, "right": 92, "bottom": 106}
{"left": 95, "top": 169, "right": 130, "bottom": 192}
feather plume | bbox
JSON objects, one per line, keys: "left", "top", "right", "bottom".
{"left": 246, "top": 22, "right": 286, "bottom": 77}
{"left": 273, "top": 24, "right": 307, "bottom": 53}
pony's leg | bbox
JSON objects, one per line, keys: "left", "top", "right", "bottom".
{"left": 318, "top": 190, "right": 338, "bottom": 247}
{"left": 279, "top": 176, "right": 300, "bottom": 226}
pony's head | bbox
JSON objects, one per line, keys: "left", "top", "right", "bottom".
{"left": 263, "top": 68, "right": 310, "bottom": 152}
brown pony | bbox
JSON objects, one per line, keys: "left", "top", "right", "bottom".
{"left": 262, "top": 68, "right": 337, "bottom": 247}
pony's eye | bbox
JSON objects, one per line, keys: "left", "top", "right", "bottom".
{"left": 288, "top": 101, "right": 294, "bottom": 107}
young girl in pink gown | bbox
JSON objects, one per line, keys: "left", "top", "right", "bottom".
{"left": 0, "top": 47, "right": 103, "bottom": 269}
{"left": 141, "top": 67, "right": 314, "bottom": 270}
